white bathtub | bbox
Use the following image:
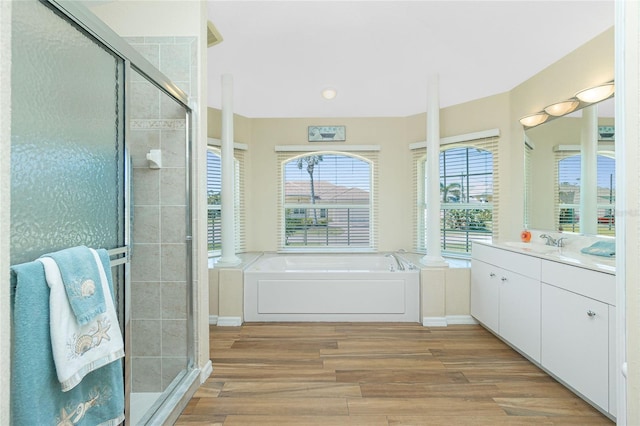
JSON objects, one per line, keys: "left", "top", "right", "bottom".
{"left": 243, "top": 253, "right": 420, "bottom": 322}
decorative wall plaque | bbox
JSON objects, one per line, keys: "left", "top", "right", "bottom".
{"left": 308, "top": 126, "right": 346, "bottom": 142}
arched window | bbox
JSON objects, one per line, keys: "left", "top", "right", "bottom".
{"left": 279, "top": 151, "right": 376, "bottom": 250}
{"left": 414, "top": 136, "right": 498, "bottom": 256}
{"left": 556, "top": 153, "right": 615, "bottom": 234}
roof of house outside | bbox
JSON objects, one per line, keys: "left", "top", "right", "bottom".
{"left": 285, "top": 181, "right": 369, "bottom": 203}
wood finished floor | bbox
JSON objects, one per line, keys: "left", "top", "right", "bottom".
{"left": 175, "top": 323, "right": 614, "bottom": 425}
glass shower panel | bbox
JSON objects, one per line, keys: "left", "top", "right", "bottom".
{"left": 10, "top": 0, "right": 124, "bottom": 266}
{"left": 128, "top": 67, "right": 190, "bottom": 422}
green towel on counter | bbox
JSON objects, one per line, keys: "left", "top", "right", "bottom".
{"left": 580, "top": 241, "right": 616, "bottom": 257}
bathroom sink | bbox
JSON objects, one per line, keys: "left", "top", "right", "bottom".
{"left": 502, "top": 241, "right": 558, "bottom": 254}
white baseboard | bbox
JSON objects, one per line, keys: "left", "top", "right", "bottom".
{"left": 209, "top": 315, "right": 218, "bottom": 325}
{"left": 422, "top": 315, "right": 478, "bottom": 327}
{"left": 447, "top": 315, "right": 478, "bottom": 325}
{"left": 423, "top": 316, "right": 447, "bottom": 327}
{"left": 217, "top": 316, "right": 243, "bottom": 326}
{"left": 200, "top": 360, "right": 213, "bottom": 383}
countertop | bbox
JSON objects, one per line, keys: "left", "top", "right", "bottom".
{"left": 474, "top": 240, "right": 616, "bottom": 275}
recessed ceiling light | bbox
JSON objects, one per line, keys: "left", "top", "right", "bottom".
{"left": 321, "top": 88, "right": 337, "bottom": 100}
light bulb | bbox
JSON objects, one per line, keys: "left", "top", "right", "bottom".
{"left": 575, "top": 82, "right": 615, "bottom": 103}
{"left": 519, "top": 112, "right": 549, "bottom": 128}
{"left": 544, "top": 99, "right": 579, "bottom": 116}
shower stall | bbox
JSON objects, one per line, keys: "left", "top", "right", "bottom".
{"left": 9, "top": 0, "right": 199, "bottom": 424}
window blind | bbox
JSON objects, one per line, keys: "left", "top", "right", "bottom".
{"left": 555, "top": 150, "right": 615, "bottom": 235}
{"left": 555, "top": 152, "right": 580, "bottom": 232}
{"left": 206, "top": 147, "right": 246, "bottom": 256}
{"left": 412, "top": 135, "right": 499, "bottom": 255}
{"left": 276, "top": 150, "right": 378, "bottom": 251}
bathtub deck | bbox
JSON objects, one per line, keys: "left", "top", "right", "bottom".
{"left": 176, "top": 323, "right": 613, "bottom": 425}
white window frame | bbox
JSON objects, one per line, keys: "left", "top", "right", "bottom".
{"left": 554, "top": 145, "right": 616, "bottom": 235}
{"left": 412, "top": 130, "right": 499, "bottom": 257}
{"left": 276, "top": 146, "right": 379, "bottom": 252}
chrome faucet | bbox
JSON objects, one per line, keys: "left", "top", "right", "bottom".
{"left": 386, "top": 253, "right": 405, "bottom": 271}
{"left": 540, "top": 234, "right": 567, "bottom": 248}
{"left": 540, "top": 234, "right": 557, "bottom": 246}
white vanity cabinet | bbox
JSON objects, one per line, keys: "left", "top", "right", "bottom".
{"left": 471, "top": 243, "right": 541, "bottom": 362}
{"left": 541, "top": 259, "right": 616, "bottom": 414}
{"left": 471, "top": 242, "right": 617, "bottom": 419}
{"left": 470, "top": 258, "right": 499, "bottom": 333}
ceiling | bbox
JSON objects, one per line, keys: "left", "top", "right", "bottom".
{"left": 207, "top": 1, "right": 614, "bottom": 119}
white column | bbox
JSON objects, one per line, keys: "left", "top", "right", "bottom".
{"left": 217, "top": 74, "right": 241, "bottom": 266}
{"left": 421, "top": 74, "right": 448, "bottom": 267}
{"left": 580, "top": 104, "right": 598, "bottom": 236}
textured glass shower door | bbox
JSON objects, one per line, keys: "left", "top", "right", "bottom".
{"left": 10, "top": 0, "right": 125, "bottom": 265}
{"left": 127, "top": 67, "right": 192, "bottom": 423}
{"left": 11, "top": 1, "right": 194, "bottom": 424}
{"left": 10, "top": 0, "right": 127, "bottom": 423}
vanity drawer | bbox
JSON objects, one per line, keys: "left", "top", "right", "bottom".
{"left": 541, "top": 259, "right": 615, "bottom": 305}
{"left": 472, "top": 243, "right": 541, "bottom": 280}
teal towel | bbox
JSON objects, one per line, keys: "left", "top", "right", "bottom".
{"left": 580, "top": 241, "right": 616, "bottom": 257}
{"left": 10, "top": 260, "right": 124, "bottom": 426}
{"left": 43, "top": 246, "right": 106, "bottom": 325}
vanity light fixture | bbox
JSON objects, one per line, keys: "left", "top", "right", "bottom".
{"left": 544, "top": 98, "right": 580, "bottom": 116}
{"left": 321, "top": 88, "right": 337, "bottom": 100}
{"left": 575, "top": 81, "right": 615, "bottom": 103}
{"left": 519, "top": 112, "right": 549, "bottom": 128}
{"left": 520, "top": 80, "right": 614, "bottom": 129}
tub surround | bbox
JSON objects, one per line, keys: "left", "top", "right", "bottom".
{"left": 209, "top": 252, "right": 263, "bottom": 325}
{"left": 210, "top": 251, "right": 474, "bottom": 327}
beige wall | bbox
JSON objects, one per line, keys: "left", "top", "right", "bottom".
{"left": 89, "top": 1, "right": 201, "bottom": 37}
{"left": 208, "top": 92, "right": 513, "bottom": 252}
{"left": 248, "top": 117, "right": 413, "bottom": 252}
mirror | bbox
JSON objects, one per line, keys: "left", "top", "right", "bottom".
{"left": 525, "top": 96, "right": 615, "bottom": 236}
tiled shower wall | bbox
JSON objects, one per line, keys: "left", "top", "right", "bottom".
{"left": 127, "top": 36, "right": 196, "bottom": 392}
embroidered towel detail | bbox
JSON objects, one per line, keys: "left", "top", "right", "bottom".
{"left": 10, "top": 260, "right": 124, "bottom": 425}
{"left": 40, "top": 248, "right": 124, "bottom": 392}
{"left": 43, "top": 246, "right": 106, "bottom": 325}
{"left": 580, "top": 240, "right": 616, "bottom": 257}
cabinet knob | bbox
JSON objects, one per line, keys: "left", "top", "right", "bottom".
{"left": 489, "top": 272, "right": 496, "bottom": 277}
{"left": 587, "top": 310, "right": 596, "bottom": 317}
{"left": 501, "top": 277, "right": 507, "bottom": 282}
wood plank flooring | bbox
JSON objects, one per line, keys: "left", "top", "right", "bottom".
{"left": 175, "top": 323, "right": 613, "bottom": 425}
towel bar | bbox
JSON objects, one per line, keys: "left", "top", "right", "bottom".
{"left": 107, "top": 246, "right": 129, "bottom": 267}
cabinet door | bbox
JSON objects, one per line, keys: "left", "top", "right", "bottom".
{"left": 471, "top": 259, "right": 499, "bottom": 333}
{"left": 542, "top": 283, "right": 609, "bottom": 411}
{"left": 499, "top": 271, "right": 540, "bottom": 362}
